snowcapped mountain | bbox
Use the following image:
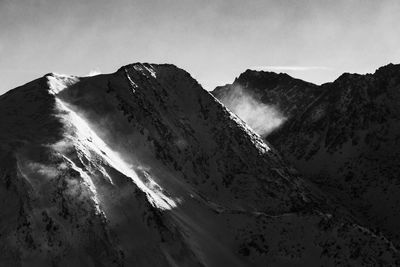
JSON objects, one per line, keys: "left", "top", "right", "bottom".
{"left": 0, "top": 63, "right": 398, "bottom": 266}
{"left": 212, "top": 63, "right": 400, "bottom": 251}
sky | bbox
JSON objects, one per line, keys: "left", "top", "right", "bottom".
{"left": 1, "top": 0, "right": 400, "bottom": 94}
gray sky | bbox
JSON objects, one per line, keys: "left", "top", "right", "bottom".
{"left": 1, "top": 0, "right": 399, "bottom": 94}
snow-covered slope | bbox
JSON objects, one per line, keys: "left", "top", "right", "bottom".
{"left": 213, "top": 63, "right": 400, "bottom": 251}
{"left": 0, "top": 63, "right": 398, "bottom": 266}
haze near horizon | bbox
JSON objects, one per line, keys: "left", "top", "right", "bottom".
{"left": 1, "top": 0, "right": 399, "bottom": 94}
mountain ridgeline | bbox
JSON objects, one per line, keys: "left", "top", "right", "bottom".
{"left": 212, "top": 63, "right": 400, "bottom": 252}
{"left": 0, "top": 63, "right": 399, "bottom": 266}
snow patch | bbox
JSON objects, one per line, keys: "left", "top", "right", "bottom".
{"left": 143, "top": 65, "right": 157, "bottom": 78}
{"left": 133, "top": 64, "right": 157, "bottom": 78}
{"left": 124, "top": 68, "right": 138, "bottom": 92}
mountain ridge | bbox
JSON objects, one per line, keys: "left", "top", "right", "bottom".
{"left": 212, "top": 62, "right": 400, "bottom": 251}
{"left": 1, "top": 63, "right": 399, "bottom": 266}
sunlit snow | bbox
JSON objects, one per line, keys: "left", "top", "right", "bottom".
{"left": 47, "top": 74, "right": 79, "bottom": 94}
{"left": 133, "top": 64, "right": 157, "bottom": 78}
{"left": 64, "top": 155, "right": 102, "bottom": 214}
{"left": 54, "top": 98, "right": 178, "bottom": 210}
{"left": 124, "top": 68, "right": 138, "bottom": 92}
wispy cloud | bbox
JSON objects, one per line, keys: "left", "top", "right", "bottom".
{"left": 253, "top": 66, "right": 333, "bottom": 72}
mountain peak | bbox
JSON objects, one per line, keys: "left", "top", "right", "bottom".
{"left": 234, "top": 69, "right": 312, "bottom": 88}
{"left": 212, "top": 69, "right": 322, "bottom": 132}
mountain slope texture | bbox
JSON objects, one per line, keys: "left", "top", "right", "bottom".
{"left": 0, "top": 63, "right": 398, "bottom": 266}
{"left": 212, "top": 63, "right": 400, "bottom": 252}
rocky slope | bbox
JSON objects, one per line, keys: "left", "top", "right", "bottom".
{"left": 0, "top": 63, "right": 398, "bottom": 266}
{"left": 213, "top": 63, "right": 400, "bottom": 250}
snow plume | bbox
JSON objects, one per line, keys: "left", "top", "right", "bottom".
{"left": 47, "top": 74, "right": 79, "bottom": 94}
{"left": 53, "top": 98, "right": 178, "bottom": 210}
{"left": 219, "top": 85, "right": 286, "bottom": 136}
{"left": 86, "top": 68, "right": 102, "bottom": 76}
{"left": 26, "top": 162, "right": 59, "bottom": 179}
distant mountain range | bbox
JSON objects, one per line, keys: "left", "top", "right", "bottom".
{"left": 213, "top": 63, "right": 400, "bottom": 252}
{"left": 0, "top": 63, "right": 398, "bottom": 266}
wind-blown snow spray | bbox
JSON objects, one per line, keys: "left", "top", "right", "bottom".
{"left": 218, "top": 85, "right": 286, "bottom": 136}
{"left": 47, "top": 74, "right": 178, "bottom": 210}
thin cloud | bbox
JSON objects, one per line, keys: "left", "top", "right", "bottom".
{"left": 253, "top": 66, "right": 333, "bottom": 72}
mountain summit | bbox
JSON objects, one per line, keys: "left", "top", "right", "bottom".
{"left": 213, "top": 70, "right": 322, "bottom": 122}
{"left": 0, "top": 63, "right": 398, "bottom": 266}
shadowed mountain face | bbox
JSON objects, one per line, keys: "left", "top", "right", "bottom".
{"left": 213, "top": 70, "right": 323, "bottom": 126}
{"left": 212, "top": 63, "right": 400, "bottom": 249}
{"left": 0, "top": 63, "right": 398, "bottom": 266}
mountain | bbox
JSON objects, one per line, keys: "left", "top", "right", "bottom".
{"left": 213, "top": 70, "right": 322, "bottom": 124}
{"left": 0, "top": 63, "right": 398, "bottom": 266}
{"left": 212, "top": 63, "right": 400, "bottom": 250}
